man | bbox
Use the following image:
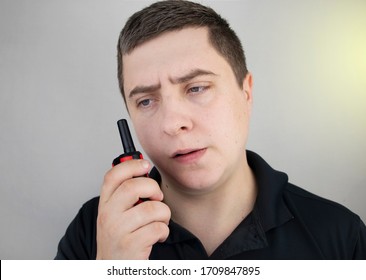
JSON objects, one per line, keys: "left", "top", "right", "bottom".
{"left": 55, "top": 0, "right": 366, "bottom": 259}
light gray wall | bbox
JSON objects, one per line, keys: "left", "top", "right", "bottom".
{"left": 1, "top": 0, "right": 365, "bottom": 259}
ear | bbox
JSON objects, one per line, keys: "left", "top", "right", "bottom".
{"left": 242, "top": 72, "right": 253, "bottom": 115}
{"left": 243, "top": 72, "right": 253, "bottom": 101}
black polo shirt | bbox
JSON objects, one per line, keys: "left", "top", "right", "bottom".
{"left": 55, "top": 151, "right": 366, "bottom": 259}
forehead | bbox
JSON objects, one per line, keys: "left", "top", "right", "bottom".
{"left": 124, "top": 27, "right": 213, "bottom": 65}
{"left": 122, "top": 27, "right": 229, "bottom": 86}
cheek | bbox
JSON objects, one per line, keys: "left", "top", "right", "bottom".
{"left": 216, "top": 94, "right": 250, "bottom": 144}
{"left": 137, "top": 128, "right": 153, "bottom": 150}
{"left": 214, "top": 90, "right": 248, "bottom": 124}
{"left": 135, "top": 124, "right": 169, "bottom": 168}
{"left": 132, "top": 120, "right": 156, "bottom": 153}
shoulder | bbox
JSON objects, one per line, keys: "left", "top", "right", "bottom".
{"left": 284, "top": 183, "right": 360, "bottom": 224}
{"left": 72, "top": 196, "right": 100, "bottom": 226}
{"left": 55, "top": 196, "right": 100, "bottom": 260}
{"left": 80, "top": 196, "right": 100, "bottom": 216}
{"left": 283, "top": 183, "right": 365, "bottom": 258}
{"left": 74, "top": 196, "right": 100, "bottom": 233}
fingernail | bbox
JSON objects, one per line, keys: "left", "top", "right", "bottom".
{"left": 142, "top": 160, "right": 150, "bottom": 169}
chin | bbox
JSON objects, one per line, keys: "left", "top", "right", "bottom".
{"left": 171, "top": 170, "right": 224, "bottom": 194}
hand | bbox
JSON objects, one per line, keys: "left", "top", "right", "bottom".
{"left": 96, "top": 159, "right": 171, "bottom": 259}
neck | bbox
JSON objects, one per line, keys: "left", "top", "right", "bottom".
{"left": 161, "top": 159, "right": 257, "bottom": 256}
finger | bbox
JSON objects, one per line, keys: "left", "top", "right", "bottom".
{"left": 134, "top": 221, "right": 170, "bottom": 246}
{"left": 96, "top": 201, "right": 170, "bottom": 259}
{"left": 120, "top": 200, "right": 171, "bottom": 233}
{"left": 108, "top": 177, "right": 164, "bottom": 211}
{"left": 104, "top": 222, "right": 170, "bottom": 260}
{"left": 100, "top": 159, "right": 150, "bottom": 204}
{"left": 97, "top": 189, "right": 169, "bottom": 239}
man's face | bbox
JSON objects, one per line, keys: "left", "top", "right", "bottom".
{"left": 123, "top": 27, "right": 253, "bottom": 194}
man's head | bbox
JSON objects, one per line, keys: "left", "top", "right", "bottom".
{"left": 118, "top": 0, "right": 253, "bottom": 193}
{"left": 117, "top": 0, "right": 248, "bottom": 103}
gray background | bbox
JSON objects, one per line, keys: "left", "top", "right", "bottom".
{"left": 1, "top": 0, "right": 365, "bottom": 259}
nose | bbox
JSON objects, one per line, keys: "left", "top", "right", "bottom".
{"left": 160, "top": 97, "right": 193, "bottom": 136}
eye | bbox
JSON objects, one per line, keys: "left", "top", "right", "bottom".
{"left": 137, "top": 98, "right": 152, "bottom": 108}
{"left": 188, "top": 86, "right": 207, "bottom": 94}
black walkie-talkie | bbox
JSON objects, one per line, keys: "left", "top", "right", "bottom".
{"left": 112, "top": 119, "right": 144, "bottom": 166}
{"left": 112, "top": 119, "right": 147, "bottom": 204}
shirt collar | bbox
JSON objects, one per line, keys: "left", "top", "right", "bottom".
{"left": 246, "top": 150, "right": 294, "bottom": 231}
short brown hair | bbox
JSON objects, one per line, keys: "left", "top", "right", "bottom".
{"left": 117, "top": 0, "right": 248, "bottom": 103}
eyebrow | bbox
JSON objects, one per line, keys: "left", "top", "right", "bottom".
{"left": 129, "top": 84, "right": 161, "bottom": 98}
{"left": 128, "top": 68, "right": 217, "bottom": 98}
{"left": 170, "top": 68, "right": 217, "bottom": 84}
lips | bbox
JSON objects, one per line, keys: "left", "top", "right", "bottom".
{"left": 171, "top": 148, "right": 207, "bottom": 163}
{"left": 172, "top": 149, "right": 196, "bottom": 157}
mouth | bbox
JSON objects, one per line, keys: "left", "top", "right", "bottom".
{"left": 171, "top": 148, "right": 207, "bottom": 163}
